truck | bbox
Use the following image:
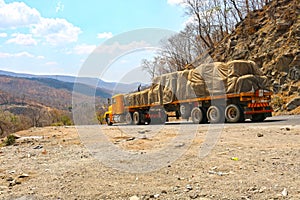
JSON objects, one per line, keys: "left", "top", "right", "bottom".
{"left": 104, "top": 60, "right": 273, "bottom": 125}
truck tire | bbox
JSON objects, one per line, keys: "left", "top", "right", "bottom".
{"left": 207, "top": 106, "right": 225, "bottom": 123}
{"left": 180, "top": 104, "right": 190, "bottom": 119}
{"left": 251, "top": 114, "right": 266, "bottom": 122}
{"left": 225, "top": 104, "right": 244, "bottom": 123}
{"left": 159, "top": 110, "right": 167, "bottom": 124}
{"left": 125, "top": 112, "right": 133, "bottom": 125}
{"left": 106, "top": 115, "right": 113, "bottom": 126}
{"left": 133, "top": 111, "right": 141, "bottom": 125}
{"left": 191, "top": 107, "right": 205, "bottom": 124}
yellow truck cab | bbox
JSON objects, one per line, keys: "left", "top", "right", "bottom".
{"left": 104, "top": 94, "right": 125, "bottom": 125}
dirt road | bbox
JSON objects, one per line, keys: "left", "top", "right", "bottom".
{"left": 0, "top": 115, "right": 299, "bottom": 199}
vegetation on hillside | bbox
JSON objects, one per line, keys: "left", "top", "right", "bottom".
{"left": 0, "top": 75, "right": 110, "bottom": 138}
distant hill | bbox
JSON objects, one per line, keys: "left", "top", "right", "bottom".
{"left": 0, "top": 75, "right": 111, "bottom": 109}
{"left": 0, "top": 70, "right": 144, "bottom": 94}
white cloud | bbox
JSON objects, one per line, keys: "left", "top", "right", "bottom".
{"left": 97, "top": 32, "right": 113, "bottom": 39}
{"left": 6, "top": 33, "right": 37, "bottom": 46}
{"left": 73, "top": 44, "right": 96, "bottom": 55}
{"left": 55, "top": 1, "right": 64, "bottom": 13}
{"left": 45, "top": 61, "right": 58, "bottom": 66}
{"left": 0, "top": 51, "right": 35, "bottom": 58}
{"left": 0, "top": 32, "right": 7, "bottom": 37}
{"left": 31, "top": 18, "right": 81, "bottom": 45}
{"left": 15, "top": 51, "right": 35, "bottom": 58}
{"left": 37, "top": 55, "right": 45, "bottom": 59}
{"left": 95, "top": 41, "right": 151, "bottom": 54}
{"left": 167, "top": 0, "right": 184, "bottom": 5}
{"left": 0, "top": 1, "right": 41, "bottom": 29}
{"left": 0, "top": 52, "right": 10, "bottom": 58}
{"left": 0, "top": 1, "right": 81, "bottom": 46}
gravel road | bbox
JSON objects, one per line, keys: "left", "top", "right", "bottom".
{"left": 0, "top": 115, "right": 299, "bottom": 199}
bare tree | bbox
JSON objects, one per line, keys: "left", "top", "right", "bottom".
{"left": 229, "top": 0, "right": 244, "bottom": 21}
{"left": 141, "top": 59, "right": 157, "bottom": 80}
{"left": 184, "top": 0, "right": 215, "bottom": 48}
{"left": 0, "top": 93, "right": 9, "bottom": 105}
{"left": 28, "top": 106, "right": 46, "bottom": 127}
{"left": 159, "top": 26, "right": 202, "bottom": 71}
{"left": 142, "top": 0, "right": 272, "bottom": 77}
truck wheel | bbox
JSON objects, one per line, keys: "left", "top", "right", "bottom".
{"left": 180, "top": 104, "right": 190, "bottom": 119}
{"left": 159, "top": 110, "right": 167, "bottom": 124}
{"left": 125, "top": 112, "right": 133, "bottom": 125}
{"left": 207, "top": 106, "right": 225, "bottom": 123}
{"left": 251, "top": 114, "right": 266, "bottom": 122}
{"left": 225, "top": 104, "right": 243, "bottom": 123}
{"left": 191, "top": 107, "right": 204, "bottom": 124}
{"left": 106, "top": 115, "right": 113, "bottom": 126}
{"left": 133, "top": 111, "right": 141, "bottom": 125}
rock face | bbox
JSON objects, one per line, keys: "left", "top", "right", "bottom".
{"left": 286, "top": 97, "right": 300, "bottom": 111}
{"left": 211, "top": 0, "right": 300, "bottom": 108}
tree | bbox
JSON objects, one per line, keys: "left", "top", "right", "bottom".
{"left": 141, "top": 58, "right": 157, "bottom": 80}
{"left": 183, "top": 0, "right": 214, "bottom": 48}
{"left": 0, "top": 109, "right": 25, "bottom": 138}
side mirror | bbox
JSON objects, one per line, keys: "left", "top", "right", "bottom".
{"left": 107, "top": 98, "right": 111, "bottom": 105}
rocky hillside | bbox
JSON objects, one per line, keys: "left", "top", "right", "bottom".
{"left": 211, "top": 0, "right": 300, "bottom": 114}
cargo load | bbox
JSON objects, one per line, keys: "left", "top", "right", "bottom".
{"left": 226, "top": 60, "right": 270, "bottom": 93}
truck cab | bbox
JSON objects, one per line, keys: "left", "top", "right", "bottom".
{"left": 104, "top": 94, "right": 125, "bottom": 125}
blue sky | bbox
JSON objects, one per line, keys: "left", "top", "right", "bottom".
{"left": 0, "top": 0, "right": 186, "bottom": 82}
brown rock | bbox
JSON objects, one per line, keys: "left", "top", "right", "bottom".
{"left": 276, "top": 20, "right": 291, "bottom": 32}
{"left": 286, "top": 97, "right": 300, "bottom": 111}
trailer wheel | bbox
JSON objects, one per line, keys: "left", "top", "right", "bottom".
{"left": 207, "top": 106, "right": 225, "bottom": 123}
{"left": 180, "top": 104, "right": 190, "bottom": 119}
{"left": 191, "top": 107, "right": 204, "bottom": 124}
{"left": 225, "top": 104, "right": 243, "bottom": 123}
{"left": 159, "top": 110, "right": 167, "bottom": 124}
{"left": 133, "top": 111, "right": 141, "bottom": 125}
{"left": 125, "top": 112, "right": 133, "bottom": 125}
{"left": 251, "top": 114, "right": 266, "bottom": 122}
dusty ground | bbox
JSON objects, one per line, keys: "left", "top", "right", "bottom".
{"left": 0, "top": 116, "right": 300, "bottom": 200}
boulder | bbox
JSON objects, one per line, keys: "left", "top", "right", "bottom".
{"left": 288, "top": 85, "right": 298, "bottom": 95}
{"left": 289, "top": 66, "right": 300, "bottom": 80}
{"left": 286, "top": 97, "right": 300, "bottom": 111}
{"left": 275, "top": 54, "right": 294, "bottom": 72}
{"left": 290, "top": 54, "right": 300, "bottom": 67}
{"left": 276, "top": 20, "right": 291, "bottom": 32}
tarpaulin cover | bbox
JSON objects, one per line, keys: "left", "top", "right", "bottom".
{"left": 226, "top": 60, "right": 268, "bottom": 93}
{"left": 176, "top": 70, "right": 190, "bottom": 100}
{"left": 140, "top": 89, "right": 149, "bottom": 105}
{"left": 160, "top": 72, "right": 178, "bottom": 104}
{"left": 188, "top": 62, "right": 227, "bottom": 96}
{"left": 125, "top": 60, "right": 270, "bottom": 106}
{"left": 148, "top": 76, "right": 162, "bottom": 105}
{"left": 234, "top": 75, "right": 270, "bottom": 93}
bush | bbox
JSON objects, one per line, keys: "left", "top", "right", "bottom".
{"left": 51, "top": 122, "right": 64, "bottom": 126}
{"left": 4, "top": 134, "right": 16, "bottom": 146}
{"left": 51, "top": 115, "right": 73, "bottom": 126}
{"left": 272, "top": 96, "right": 284, "bottom": 110}
{"left": 60, "top": 115, "right": 72, "bottom": 125}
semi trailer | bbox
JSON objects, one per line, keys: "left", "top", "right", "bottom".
{"left": 104, "top": 60, "right": 273, "bottom": 125}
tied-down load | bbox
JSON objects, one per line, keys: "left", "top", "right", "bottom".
{"left": 124, "top": 60, "right": 270, "bottom": 106}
